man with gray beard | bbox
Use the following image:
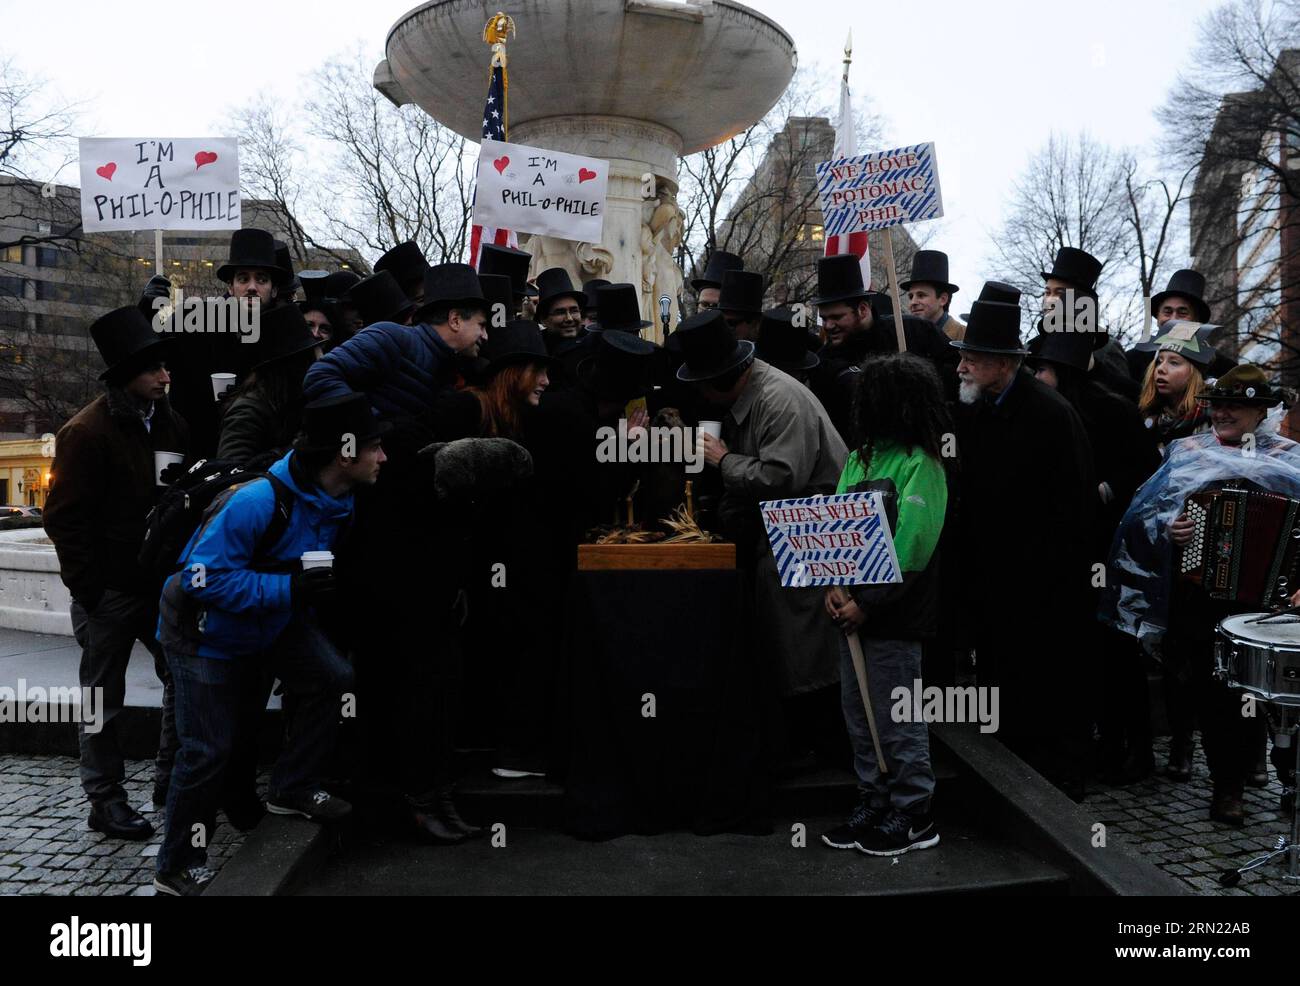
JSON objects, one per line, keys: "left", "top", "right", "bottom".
{"left": 951, "top": 295, "right": 1096, "bottom": 800}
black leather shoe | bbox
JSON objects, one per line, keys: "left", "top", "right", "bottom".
{"left": 410, "top": 807, "right": 467, "bottom": 845}
{"left": 88, "top": 801, "right": 154, "bottom": 841}
{"left": 438, "top": 787, "right": 482, "bottom": 837}
{"left": 1210, "top": 787, "right": 1246, "bottom": 827}
{"left": 1165, "top": 740, "right": 1193, "bottom": 782}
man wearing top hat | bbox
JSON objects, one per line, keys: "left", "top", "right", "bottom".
{"left": 1039, "top": 245, "right": 1139, "bottom": 402}
{"left": 477, "top": 243, "right": 538, "bottom": 319}
{"left": 343, "top": 270, "right": 417, "bottom": 331}
{"left": 374, "top": 241, "right": 431, "bottom": 307}
{"left": 719, "top": 269, "right": 765, "bottom": 341}
{"left": 581, "top": 278, "right": 610, "bottom": 328}
{"left": 676, "top": 309, "right": 848, "bottom": 756}
{"left": 535, "top": 268, "right": 588, "bottom": 348}
{"left": 902, "top": 250, "right": 965, "bottom": 341}
{"left": 1126, "top": 269, "right": 1214, "bottom": 381}
{"left": 153, "top": 392, "right": 387, "bottom": 894}
{"left": 755, "top": 307, "right": 820, "bottom": 388}
{"left": 692, "top": 250, "right": 744, "bottom": 312}
{"left": 951, "top": 295, "right": 1096, "bottom": 798}
{"left": 44, "top": 307, "right": 190, "bottom": 840}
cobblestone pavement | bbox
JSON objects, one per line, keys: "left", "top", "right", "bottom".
{"left": 1087, "top": 735, "right": 1300, "bottom": 896}
{"left": 0, "top": 755, "right": 247, "bottom": 896}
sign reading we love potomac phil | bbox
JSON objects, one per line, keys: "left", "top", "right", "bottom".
{"left": 473, "top": 138, "right": 608, "bottom": 243}
{"left": 77, "top": 137, "right": 240, "bottom": 233}
{"left": 761, "top": 492, "right": 903, "bottom": 588}
{"left": 816, "top": 142, "right": 943, "bottom": 235}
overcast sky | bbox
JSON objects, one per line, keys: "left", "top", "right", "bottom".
{"left": 0, "top": 0, "right": 1224, "bottom": 300}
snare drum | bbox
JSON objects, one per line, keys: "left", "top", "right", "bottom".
{"left": 1215, "top": 613, "right": 1300, "bottom": 706}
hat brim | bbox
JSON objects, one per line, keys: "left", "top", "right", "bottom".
{"left": 1150, "top": 292, "right": 1211, "bottom": 325}
{"left": 485, "top": 350, "right": 557, "bottom": 373}
{"left": 761, "top": 350, "right": 820, "bottom": 373}
{"left": 811, "top": 290, "right": 875, "bottom": 308}
{"left": 252, "top": 335, "right": 321, "bottom": 372}
{"left": 690, "top": 278, "right": 720, "bottom": 292}
{"left": 412, "top": 296, "right": 489, "bottom": 322}
{"left": 293, "top": 419, "right": 393, "bottom": 453}
{"left": 899, "top": 279, "right": 959, "bottom": 295}
{"left": 1195, "top": 390, "right": 1279, "bottom": 407}
{"left": 98, "top": 338, "right": 172, "bottom": 381}
{"left": 217, "top": 262, "right": 290, "bottom": 283}
{"left": 537, "top": 290, "right": 588, "bottom": 317}
{"left": 676, "top": 340, "right": 756, "bottom": 383}
{"left": 949, "top": 339, "right": 1029, "bottom": 357}
{"left": 575, "top": 356, "right": 651, "bottom": 401}
{"left": 595, "top": 319, "right": 653, "bottom": 332}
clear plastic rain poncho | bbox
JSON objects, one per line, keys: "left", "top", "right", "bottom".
{"left": 1099, "top": 410, "right": 1300, "bottom": 652}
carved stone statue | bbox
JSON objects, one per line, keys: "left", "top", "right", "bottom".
{"left": 643, "top": 192, "right": 685, "bottom": 332}
{"left": 522, "top": 234, "right": 614, "bottom": 293}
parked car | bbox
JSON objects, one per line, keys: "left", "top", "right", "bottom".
{"left": 1, "top": 505, "right": 41, "bottom": 518}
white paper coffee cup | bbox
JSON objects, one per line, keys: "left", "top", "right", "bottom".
{"left": 300, "top": 551, "right": 334, "bottom": 571}
{"left": 211, "top": 372, "right": 236, "bottom": 400}
{"left": 154, "top": 451, "right": 184, "bottom": 486}
{"left": 699, "top": 420, "right": 723, "bottom": 440}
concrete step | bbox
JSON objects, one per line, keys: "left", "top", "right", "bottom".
{"left": 294, "top": 814, "right": 1070, "bottom": 896}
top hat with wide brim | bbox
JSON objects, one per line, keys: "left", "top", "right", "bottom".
{"left": 949, "top": 300, "right": 1027, "bottom": 356}
{"left": 593, "top": 283, "right": 651, "bottom": 332}
{"left": 478, "top": 274, "right": 514, "bottom": 327}
{"left": 1041, "top": 246, "right": 1103, "bottom": 294}
{"left": 480, "top": 319, "right": 556, "bottom": 375}
{"left": 581, "top": 279, "right": 611, "bottom": 312}
{"left": 534, "top": 268, "right": 587, "bottom": 319}
{"left": 91, "top": 305, "right": 173, "bottom": 382}
{"left": 250, "top": 304, "right": 321, "bottom": 372}
{"left": 478, "top": 244, "right": 538, "bottom": 299}
{"left": 691, "top": 250, "right": 744, "bottom": 292}
{"left": 374, "top": 241, "right": 430, "bottom": 293}
{"left": 1025, "top": 329, "right": 1092, "bottom": 373}
{"left": 576, "top": 329, "right": 657, "bottom": 401}
{"left": 960, "top": 279, "right": 1021, "bottom": 320}
{"left": 900, "top": 249, "right": 958, "bottom": 295}
{"left": 295, "top": 393, "right": 392, "bottom": 453}
{"left": 811, "top": 254, "right": 874, "bottom": 307}
{"left": 674, "top": 309, "right": 756, "bottom": 383}
{"left": 1150, "top": 269, "right": 1211, "bottom": 324}
{"left": 719, "top": 269, "right": 765, "bottom": 316}
{"left": 413, "top": 263, "right": 489, "bottom": 321}
{"left": 217, "top": 228, "right": 290, "bottom": 283}
{"left": 347, "top": 270, "right": 417, "bottom": 328}
{"left": 756, "top": 307, "right": 819, "bottom": 373}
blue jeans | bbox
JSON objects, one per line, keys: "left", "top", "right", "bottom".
{"left": 838, "top": 635, "right": 935, "bottom": 813}
{"left": 157, "top": 620, "right": 353, "bottom": 875}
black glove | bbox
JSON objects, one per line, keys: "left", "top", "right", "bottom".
{"left": 291, "top": 567, "right": 337, "bottom": 609}
{"left": 138, "top": 275, "right": 172, "bottom": 318}
{"left": 158, "top": 461, "right": 186, "bottom": 485}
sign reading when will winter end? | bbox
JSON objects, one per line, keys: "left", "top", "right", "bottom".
{"left": 473, "top": 138, "right": 608, "bottom": 243}
{"left": 761, "top": 492, "right": 902, "bottom": 588}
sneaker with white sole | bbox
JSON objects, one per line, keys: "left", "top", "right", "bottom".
{"left": 154, "top": 865, "right": 216, "bottom": 897}
{"left": 854, "top": 808, "right": 940, "bottom": 856}
{"left": 266, "top": 789, "right": 352, "bottom": 822}
{"left": 820, "top": 801, "right": 887, "bottom": 849}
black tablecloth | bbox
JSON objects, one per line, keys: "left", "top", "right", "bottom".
{"left": 562, "top": 568, "right": 771, "bottom": 840}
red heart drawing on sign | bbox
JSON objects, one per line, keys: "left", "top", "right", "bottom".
{"left": 96, "top": 163, "right": 116, "bottom": 181}
{"left": 493, "top": 156, "right": 510, "bottom": 175}
{"left": 195, "top": 151, "right": 219, "bottom": 169}
{"left": 578, "top": 168, "right": 597, "bottom": 183}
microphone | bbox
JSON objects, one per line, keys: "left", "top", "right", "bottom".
{"left": 659, "top": 295, "right": 671, "bottom": 324}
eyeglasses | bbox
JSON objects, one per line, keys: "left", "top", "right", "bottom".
{"left": 697, "top": 300, "right": 718, "bottom": 311}
{"left": 549, "top": 306, "right": 582, "bottom": 319}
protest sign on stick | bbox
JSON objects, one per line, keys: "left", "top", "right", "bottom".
{"left": 473, "top": 138, "right": 608, "bottom": 243}
{"left": 816, "top": 142, "right": 944, "bottom": 354}
{"left": 761, "top": 490, "right": 903, "bottom": 773}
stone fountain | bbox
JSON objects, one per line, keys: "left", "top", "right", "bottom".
{"left": 374, "top": 0, "right": 796, "bottom": 335}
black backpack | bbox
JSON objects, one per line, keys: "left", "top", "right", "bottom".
{"left": 139, "top": 458, "right": 294, "bottom": 580}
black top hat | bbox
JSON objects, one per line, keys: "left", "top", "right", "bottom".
{"left": 477, "top": 244, "right": 538, "bottom": 298}
{"left": 478, "top": 274, "right": 514, "bottom": 325}
{"left": 949, "top": 301, "right": 1027, "bottom": 356}
{"left": 960, "top": 280, "right": 1021, "bottom": 321}
{"left": 756, "top": 307, "right": 819, "bottom": 374}
{"left": 272, "top": 241, "right": 298, "bottom": 291}
{"left": 581, "top": 279, "right": 610, "bottom": 312}
{"left": 719, "top": 269, "right": 764, "bottom": 316}
{"left": 1150, "top": 269, "right": 1210, "bottom": 324}
{"left": 593, "top": 283, "right": 651, "bottom": 332}
{"left": 576, "top": 330, "right": 657, "bottom": 402}
{"left": 91, "top": 306, "right": 172, "bottom": 382}
{"left": 250, "top": 305, "right": 320, "bottom": 372}
{"left": 675, "top": 309, "right": 756, "bottom": 383}
{"left": 479, "top": 319, "right": 555, "bottom": 374}
{"left": 217, "top": 229, "right": 289, "bottom": 282}
{"left": 295, "top": 393, "right": 392, "bottom": 453}
{"left": 1026, "top": 329, "right": 1092, "bottom": 373}
{"left": 414, "top": 263, "right": 488, "bottom": 321}
{"left": 534, "top": 268, "right": 587, "bottom": 318}
{"left": 811, "top": 254, "right": 873, "bottom": 307}
{"left": 374, "top": 242, "right": 430, "bottom": 293}
{"left": 1041, "top": 247, "right": 1103, "bottom": 295}
{"left": 900, "top": 250, "right": 958, "bottom": 295}
{"left": 323, "top": 270, "right": 360, "bottom": 302}
{"left": 691, "top": 250, "right": 745, "bottom": 292}
{"left": 347, "top": 271, "right": 417, "bottom": 327}
{"left": 298, "top": 270, "right": 331, "bottom": 306}
{"left": 1196, "top": 364, "right": 1279, "bottom": 406}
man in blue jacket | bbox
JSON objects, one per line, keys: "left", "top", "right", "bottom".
{"left": 153, "top": 393, "right": 388, "bottom": 896}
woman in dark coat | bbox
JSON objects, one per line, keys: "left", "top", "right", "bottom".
{"left": 216, "top": 306, "right": 320, "bottom": 466}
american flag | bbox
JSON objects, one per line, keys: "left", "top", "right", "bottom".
{"left": 468, "top": 61, "right": 518, "bottom": 268}
{"left": 823, "top": 64, "right": 871, "bottom": 288}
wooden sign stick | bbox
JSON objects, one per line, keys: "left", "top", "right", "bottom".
{"left": 881, "top": 229, "right": 907, "bottom": 354}
{"left": 847, "top": 629, "right": 889, "bottom": 775}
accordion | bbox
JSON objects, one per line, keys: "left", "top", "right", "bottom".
{"left": 1177, "top": 487, "right": 1300, "bottom": 606}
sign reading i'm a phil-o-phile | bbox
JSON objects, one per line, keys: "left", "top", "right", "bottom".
{"left": 77, "top": 138, "right": 240, "bottom": 233}
{"left": 473, "top": 138, "right": 608, "bottom": 243}
{"left": 761, "top": 492, "right": 903, "bottom": 588}
{"left": 816, "top": 142, "right": 943, "bottom": 236}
